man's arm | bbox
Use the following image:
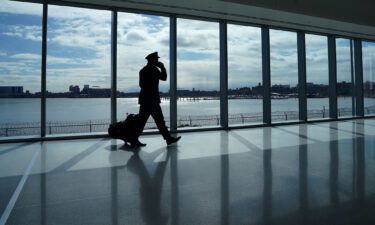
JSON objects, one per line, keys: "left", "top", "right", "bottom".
{"left": 156, "top": 62, "right": 167, "bottom": 81}
{"left": 159, "top": 67, "right": 167, "bottom": 81}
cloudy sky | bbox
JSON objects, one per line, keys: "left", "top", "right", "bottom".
{"left": 0, "top": 0, "right": 374, "bottom": 93}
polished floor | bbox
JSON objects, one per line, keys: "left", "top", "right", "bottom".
{"left": 0, "top": 119, "right": 375, "bottom": 225}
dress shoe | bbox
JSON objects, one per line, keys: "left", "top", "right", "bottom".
{"left": 166, "top": 136, "right": 181, "bottom": 145}
{"left": 136, "top": 140, "right": 147, "bottom": 147}
{"left": 130, "top": 140, "right": 147, "bottom": 147}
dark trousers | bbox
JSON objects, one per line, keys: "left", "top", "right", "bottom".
{"left": 138, "top": 103, "right": 170, "bottom": 139}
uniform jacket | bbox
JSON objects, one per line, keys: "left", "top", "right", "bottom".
{"left": 138, "top": 63, "right": 167, "bottom": 105}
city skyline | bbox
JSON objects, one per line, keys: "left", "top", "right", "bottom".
{"left": 2, "top": 80, "right": 374, "bottom": 98}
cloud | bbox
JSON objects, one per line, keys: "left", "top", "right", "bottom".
{"left": 3, "top": 25, "right": 42, "bottom": 41}
{"left": 47, "top": 17, "right": 111, "bottom": 51}
{"left": 363, "top": 42, "right": 375, "bottom": 81}
{"left": 0, "top": 73, "right": 40, "bottom": 90}
{"left": 0, "top": 0, "right": 42, "bottom": 16}
{"left": 269, "top": 30, "right": 299, "bottom": 85}
{"left": 0, "top": 60, "right": 40, "bottom": 74}
{"left": 10, "top": 53, "right": 40, "bottom": 60}
{"left": 125, "top": 30, "right": 147, "bottom": 42}
{"left": 305, "top": 34, "right": 329, "bottom": 84}
{"left": 47, "top": 55, "right": 87, "bottom": 65}
{"left": 0, "top": 50, "right": 7, "bottom": 56}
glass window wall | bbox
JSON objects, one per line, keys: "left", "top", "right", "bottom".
{"left": 306, "top": 34, "right": 329, "bottom": 120}
{"left": 270, "top": 29, "right": 298, "bottom": 122}
{"left": 1, "top": 2, "right": 375, "bottom": 140}
{"left": 227, "top": 24, "right": 262, "bottom": 125}
{"left": 177, "top": 18, "right": 220, "bottom": 128}
{"left": 46, "top": 5, "right": 111, "bottom": 135}
{"left": 362, "top": 41, "right": 375, "bottom": 115}
{"left": 0, "top": 1, "right": 42, "bottom": 137}
{"left": 336, "top": 38, "right": 354, "bottom": 117}
{"left": 117, "top": 13, "right": 170, "bottom": 130}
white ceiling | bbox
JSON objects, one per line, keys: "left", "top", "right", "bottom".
{"left": 222, "top": 0, "right": 375, "bottom": 27}
{"left": 22, "top": 0, "right": 375, "bottom": 40}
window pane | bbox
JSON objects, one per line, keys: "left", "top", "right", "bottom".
{"left": 177, "top": 19, "right": 219, "bottom": 128}
{"left": 306, "top": 34, "right": 329, "bottom": 120}
{"left": 46, "top": 6, "right": 111, "bottom": 135}
{"left": 228, "top": 24, "right": 262, "bottom": 125}
{"left": 336, "top": 38, "right": 353, "bottom": 117}
{"left": 117, "top": 13, "right": 169, "bottom": 130}
{"left": 270, "top": 30, "right": 298, "bottom": 122}
{"left": 0, "top": 1, "right": 42, "bottom": 137}
{"left": 362, "top": 41, "right": 375, "bottom": 115}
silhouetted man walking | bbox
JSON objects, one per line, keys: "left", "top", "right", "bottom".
{"left": 137, "top": 52, "right": 181, "bottom": 146}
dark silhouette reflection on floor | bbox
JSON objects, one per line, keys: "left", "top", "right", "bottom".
{"left": 220, "top": 132, "right": 229, "bottom": 225}
{"left": 329, "top": 123, "right": 339, "bottom": 207}
{"left": 126, "top": 148, "right": 173, "bottom": 225}
{"left": 263, "top": 128, "right": 273, "bottom": 225}
{"left": 299, "top": 126, "right": 308, "bottom": 218}
{"left": 168, "top": 145, "right": 179, "bottom": 225}
{"left": 354, "top": 121, "right": 365, "bottom": 202}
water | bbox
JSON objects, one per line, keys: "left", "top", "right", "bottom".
{"left": 1, "top": 97, "right": 374, "bottom": 124}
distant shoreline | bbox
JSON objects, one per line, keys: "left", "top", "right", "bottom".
{"left": 1, "top": 96, "right": 374, "bottom": 99}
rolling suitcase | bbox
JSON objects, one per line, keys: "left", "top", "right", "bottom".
{"left": 108, "top": 114, "right": 141, "bottom": 144}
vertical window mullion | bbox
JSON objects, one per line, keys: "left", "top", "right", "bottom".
{"left": 111, "top": 10, "right": 117, "bottom": 124}
{"left": 350, "top": 40, "right": 355, "bottom": 117}
{"left": 354, "top": 39, "right": 364, "bottom": 117}
{"left": 262, "top": 26, "right": 271, "bottom": 125}
{"left": 298, "top": 31, "right": 307, "bottom": 122}
{"left": 41, "top": 3, "right": 48, "bottom": 137}
{"left": 328, "top": 35, "right": 338, "bottom": 119}
{"left": 220, "top": 21, "right": 228, "bottom": 129}
{"left": 170, "top": 15, "right": 177, "bottom": 132}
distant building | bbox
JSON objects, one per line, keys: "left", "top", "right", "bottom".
{"left": 86, "top": 86, "right": 111, "bottom": 97}
{"left": 252, "top": 83, "right": 263, "bottom": 95}
{"left": 69, "top": 85, "right": 80, "bottom": 94}
{"left": 271, "top": 84, "right": 291, "bottom": 94}
{"left": 0, "top": 86, "right": 23, "bottom": 97}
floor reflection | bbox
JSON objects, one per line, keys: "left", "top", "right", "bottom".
{"left": 299, "top": 126, "right": 308, "bottom": 214}
{"left": 126, "top": 148, "right": 171, "bottom": 225}
{"left": 220, "top": 132, "right": 229, "bottom": 225}
{"left": 329, "top": 123, "right": 339, "bottom": 206}
{"left": 263, "top": 128, "right": 273, "bottom": 225}
{"left": 169, "top": 146, "right": 179, "bottom": 225}
{"left": 355, "top": 121, "right": 365, "bottom": 201}
{"left": 2, "top": 119, "right": 375, "bottom": 225}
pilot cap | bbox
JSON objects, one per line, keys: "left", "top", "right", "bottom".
{"left": 145, "top": 52, "right": 160, "bottom": 60}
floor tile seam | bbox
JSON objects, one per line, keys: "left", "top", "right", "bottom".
{"left": 0, "top": 146, "right": 41, "bottom": 225}
{"left": 11, "top": 180, "right": 228, "bottom": 210}
{"left": 228, "top": 131, "right": 328, "bottom": 172}
{"left": 311, "top": 123, "right": 366, "bottom": 136}
{"left": 12, "top": 193, "right": 126, "bottom": 210}
{"left": 48, "top": 139, "right": 107, "bottom": 174}
{"left": 345, "top": 121, "right": 375, "bottom": 128}
{"left": 345, "top": 122, "right": 375, "bottom": 130}
{"left": 273, "top": 127, "right": 323, "bottom": 143}
{"left": 230, "top": 128, "right": 339, "bottom": 153}
{"left": 233, "top": 153, "right": 336, "bottom": 176}
{"left": 261, "top": 154, "right": 366, "bottom": 177}
{"left": 0, "top": 142, "right": 37, "bottom": 156}
{"left": 228, "top": 131, "right": 264, "bottom": 152}
{"left": 348, "top": 119, "right": 375, "bottom": 126}
{"left": 11, "top": 184, "right": 367, "bottom": 212}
